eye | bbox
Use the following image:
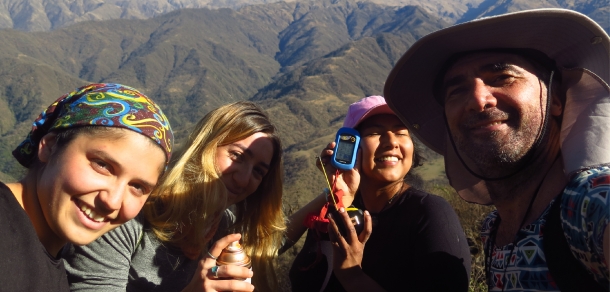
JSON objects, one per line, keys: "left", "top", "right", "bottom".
{"left": 128, "top": 183, "right": 149, "bottom": 197}
{"left": 446, "top": 86, "right": 468, "bottom": 101}
{"left": 396, "top": 130, "right": 410, "bottom": 137}
{"left": 253, "top": 166, "right": 268, "bottom": 180}
{"left": 229, "top": 150, "right": 243, "bottom": 161}
{"left": 491, "top": 74, "right": 516, "bottom": 86}
{"left": 92, "top": 159, "right": 112, "bottom": 175}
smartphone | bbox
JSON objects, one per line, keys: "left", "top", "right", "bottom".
{"left": 331, "top": 127, "right": 360, "bottom": 170}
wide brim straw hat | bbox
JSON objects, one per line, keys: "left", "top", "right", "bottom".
{"left": 384, "top": 8, "right": 610, "bottom": 204}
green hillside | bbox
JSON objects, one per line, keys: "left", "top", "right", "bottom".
{"left": 0, "top": 1, "right": 605, "bottom": 290}
{"left": 0, "top": 0, "right": 449, "bottom": 181}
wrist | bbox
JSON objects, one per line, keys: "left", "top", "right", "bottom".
{"left": 335, "top": 265, "right": 365, "bottom": 290}
{"left": 326, "top": 189, "right": 346, "bottom": 209}
{"left": 342, "top": 197, "right": 355, "bottom": 207}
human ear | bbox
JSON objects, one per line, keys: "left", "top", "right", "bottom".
{"left": 550, "top": 92, "right": 563, "bottom": 117}
{"left": 38, "top": 133, "right": 58, "bottom": 163}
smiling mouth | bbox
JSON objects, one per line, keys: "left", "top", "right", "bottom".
{"left": 75, "top": 201, "right": 106, "bottom": 223}
{"left": 468, "top": 120, "right": 506, "bottom": 131}
{"left": 376, "top": 156, "right": 399, "bottom": 162}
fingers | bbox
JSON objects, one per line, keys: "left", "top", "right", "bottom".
{"left": 187, "top": 236, "right": 255, "bottom": 292}
{"left": 357, "top": 210, "right": 372, "bottom": 244}
{"left": 213, "top": 279, "right": 255, "bottom": 292}
{"left": 322, "top": 142, "right": 336, "bottom": 158}
{"left": 207, "top": 233, "right": 241, "bottom": 263}
{"left": 204, "top": 275, "right": 255, "bottom": 292}
{"left": 200, "top": 254, "right": 255, "bottom": 292}
{"left": 327, "top": 207, "right": 357, "bottom": 245}
{"left": 354, "top": 150, "right": 362, "bottom": 172}
{"left": 327, "top": 212, "right": 341, "bottom": 245}
{"left": 213, "top": 280, "right": 255, "bottom": 292}
{"left": 316, "top": 142, "right": 336, "bottom": 172}
{"left": 338, "top": 207, "right": 359, "bottom": 242}
{"left": 207, "top": 265, "right": 254, "bottom": 282}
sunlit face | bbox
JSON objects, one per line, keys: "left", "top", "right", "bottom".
{"left": 442, "top": 52, "right": 553, "bottom": 174}
{"left": 36, "top": 129, "right": 165, "bottom": 246}
{"left": 358, "top": 114, "right": 414, "bottom": 185}
{"left": 215, "top": 132, "right": 274, "bottom": 206}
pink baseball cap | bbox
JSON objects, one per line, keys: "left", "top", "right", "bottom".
{"left": 343, "top": 95, "right": 396, "bottom": 128}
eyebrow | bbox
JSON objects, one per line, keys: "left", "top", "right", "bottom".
{"left": 482, "top": 63, "right": 523, "bottom": 75}
{"left": 231, "top": 143, "right": 271, "bottom": 171}
{"left": 442, "top": 63, "right": 524, "bottom": 94}
{"left": 92, "top": 150, "right": 157, "bottom": 190}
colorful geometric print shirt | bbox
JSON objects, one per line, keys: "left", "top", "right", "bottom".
{"left": 481, "top": 205, "right": 559, "bottom": 291}
{"left": 561, "top": 166, "right": 610, "bottom": 288}
{"left": 481, "top": 166, "right": 610, "bottom": 291}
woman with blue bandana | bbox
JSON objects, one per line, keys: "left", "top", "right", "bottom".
{"left": 1, "top": 83, "right": 173, "bottom": 292}
{"left": 63, "top": 101, "right": 285, "bottom": 292}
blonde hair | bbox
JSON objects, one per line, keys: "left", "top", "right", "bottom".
{"left": 143, "top": 101, "right": 285, "bottom": 292}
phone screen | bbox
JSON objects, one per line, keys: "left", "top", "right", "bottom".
{"left": 335, "top": 135, "right": 356, "bottom": 163}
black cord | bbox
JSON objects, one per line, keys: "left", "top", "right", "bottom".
{"left": 484, "top": 171, "right": 547, "bottom": 291}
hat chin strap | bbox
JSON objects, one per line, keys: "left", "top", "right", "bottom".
{"left": 444, "top": 71, "right": 555, "bottom": 181}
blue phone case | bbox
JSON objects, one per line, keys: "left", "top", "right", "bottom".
{"left": 331, "top": 127, "right": 360, "bottom": 170}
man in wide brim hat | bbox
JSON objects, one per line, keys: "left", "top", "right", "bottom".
{"left": 384, "top": 8, "right": 609, "bottom": 291}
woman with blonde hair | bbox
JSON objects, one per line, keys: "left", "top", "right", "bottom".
{"left": 63, "top": 101, "right": 285, "bottom": 292}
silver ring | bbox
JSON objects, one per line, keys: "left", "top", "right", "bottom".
{"left": 211, "top": 266, "right": 220, "bottom": 279}
{"left": 207, "top": 251, "right": 217, "bottom": 260}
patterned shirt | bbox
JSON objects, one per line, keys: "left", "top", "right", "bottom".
{"left": 481, "top": 166, "right": 610, "bottom": 291}
{"left": 561, "top": 166, "right": 609, "bottom": 287}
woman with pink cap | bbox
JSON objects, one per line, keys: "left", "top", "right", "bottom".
{"left": 286, "top": 95, "right": 471, "bottom": 291}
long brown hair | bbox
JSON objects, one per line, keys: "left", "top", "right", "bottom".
{"left": 143, "top": 101, "right": 285, "bottom": 291}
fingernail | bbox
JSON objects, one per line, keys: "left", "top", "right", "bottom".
{"left": 327, "top": 213, "right": 332, "bottom": 219}
{"left": 339, "top": 207, "right": 345, "bottom": 213}
{"left": 364, "top": 210, "right": 370, "bottom": 216}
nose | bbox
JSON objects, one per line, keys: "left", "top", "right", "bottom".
{"left": 96, "top": 186, "right": 126, "bottom": 213}
{"left": 232, "top": 165, "right": 251, "bottom": 189}
{"left": 380, "top": 132, "right": 399, "bottom": 149}
{"left": 466, "top": 78, "right": 497, "bottom": 112}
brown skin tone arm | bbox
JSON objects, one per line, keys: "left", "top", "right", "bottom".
{"left": 327, "top": 207, "right": 386, "bottom": 292}
{"left": 283, "top": 142, "right": 360, "bottom": 251}
{"left": 283, "top": 192, "right": 328, "bottom": 251}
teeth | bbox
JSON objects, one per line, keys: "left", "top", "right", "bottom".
{"left": 78, "top": 203, "right": 105, "bottom": 223}
{"left": 480, "top": 121, "right": 502, "bottom": 128}
{"left": 379, "top": 156, "right": 398, "bottom": 162}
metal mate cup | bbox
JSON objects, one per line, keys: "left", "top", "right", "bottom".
{"left": 216, "top": 241, "right": 252, "bottom": 282}
{"left": 330, "top": 205, "right": 364, "bottom": 236}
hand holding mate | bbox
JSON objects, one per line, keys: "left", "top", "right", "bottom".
{"left": 327, "top": 206, "right": 373, "bottom": 289}
{"left": 182, "top": 234, "right": 254, "bottom": 292}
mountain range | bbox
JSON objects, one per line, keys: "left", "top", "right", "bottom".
{"left": 0, "top": 0, "right": 606, "bottom": 31}
{"left": 0, "top": 0, "right": 607, "bottom": 187}
{"left": 0, "top": 0, "right": 606, "bottom": 289}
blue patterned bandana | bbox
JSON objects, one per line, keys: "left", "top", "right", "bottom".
{"left": 13, "top": 83, "right": 174, "bottom": 167}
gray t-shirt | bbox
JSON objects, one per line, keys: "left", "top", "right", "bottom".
{"left": 63, "top": 211, "right": 234, "bottom": 292}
